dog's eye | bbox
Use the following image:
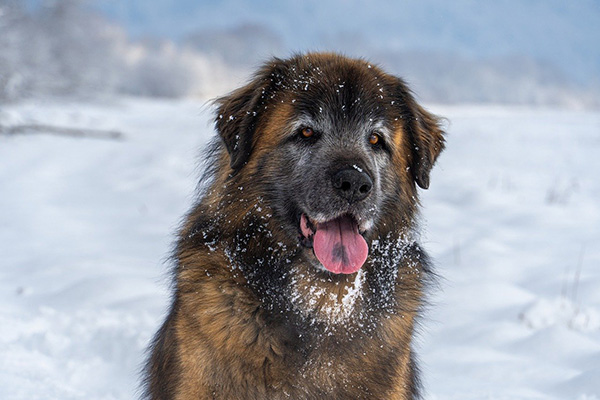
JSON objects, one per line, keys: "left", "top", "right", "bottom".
{"left": 293, "top": 126, "right": 320, "bottom": 145}
{"left": 369, "top": 132, "right": 382, "bottom": 146}
{"left": 301, "top": 127, "right": 315, "bottom": 138}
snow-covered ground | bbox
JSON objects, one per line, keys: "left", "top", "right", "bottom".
{"left": 1, "top": 98, "right": 598, "bottom": 399}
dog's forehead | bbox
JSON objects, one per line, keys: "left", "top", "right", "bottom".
{"left": 279, "top": 60, "right": 393, "bottom": 126}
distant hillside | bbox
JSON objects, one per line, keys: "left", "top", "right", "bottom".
{"left": 11, "top": 0, "right": 600, "bottom": 107}
{"left": 96, "top": 0, "right": 600, "bottom": 84}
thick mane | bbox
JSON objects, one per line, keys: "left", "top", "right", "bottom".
{"left": 144, "top": 53, "right": 444, "bottom": 400}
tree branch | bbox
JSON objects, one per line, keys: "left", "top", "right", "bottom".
{"left": 0, "top": 123, "right": 123, "bottom": 140}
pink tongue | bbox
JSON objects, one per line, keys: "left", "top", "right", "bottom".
{"left": 313, "top": 215, "right": 368, "bottom": 274}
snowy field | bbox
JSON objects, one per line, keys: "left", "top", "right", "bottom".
{"left": 0, "top": 98, "right": 598, "bottom": 399}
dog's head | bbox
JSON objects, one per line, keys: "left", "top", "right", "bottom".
{"left": 214, "top": 53, "right": 444, "bottom": 275}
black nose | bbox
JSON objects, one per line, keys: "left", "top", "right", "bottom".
{"left": 332, "top": 167, "right": 373, "bottom": 203}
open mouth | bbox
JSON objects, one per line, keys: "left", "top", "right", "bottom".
{"left": 299, "top": 213, "right": 369, "bottom": 275}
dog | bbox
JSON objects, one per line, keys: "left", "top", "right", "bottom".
{"left": 144, "top": 52, "right": 445, "bottom": 400}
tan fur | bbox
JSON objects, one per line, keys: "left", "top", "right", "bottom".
{"left": 144, "top": 53, "right": 445, "bottom": 400}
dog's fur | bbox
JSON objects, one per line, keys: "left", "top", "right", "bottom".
{"left": 144, "top": 53, "right": 445, "bottom": 400}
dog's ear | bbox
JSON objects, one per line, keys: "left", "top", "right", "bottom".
{"left": 394, "top": 78, "right": 446, "bottom": 189}
{"left": 214, "top": 60, "right": 285, "bottom": 171}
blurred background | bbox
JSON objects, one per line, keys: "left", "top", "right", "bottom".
{"left": 2, "top": 2, "right": 600, "bottom": 399}
{"left": 2, "top": 0, "right": 599, "bottom": 107}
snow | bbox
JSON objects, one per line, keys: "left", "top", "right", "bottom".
{"left": 290, "top": 266, "right": 367, "bottom": 326}
{"left": 0, "top": 98, "right": 206, "bottom": 399}
{"left": 420, "top": 105, "right": 600, "bottom": 399}
{"left": 1, "top": 98, "right": 599, "bottom": 399}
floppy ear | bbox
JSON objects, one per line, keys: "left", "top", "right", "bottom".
{"left": 394, "top": 79, "right": 446, "bottom": 189}
{"left": 214, "top": 60, "right": 285, "bottom": 171}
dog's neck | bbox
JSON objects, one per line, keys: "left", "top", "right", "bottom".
{"left": 180, "top": 175, "right": 424, "bottom": 330}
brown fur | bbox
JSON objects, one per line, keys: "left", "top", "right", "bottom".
{"left": 143, "top": 53, "right": 445, "bottom": 399}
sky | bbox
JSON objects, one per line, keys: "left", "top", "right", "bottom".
{"left": 90, "top": 0, "right": 600, "bottom": 84}
{"left": 14, "top": 0, "right": 600, "bottom": 106}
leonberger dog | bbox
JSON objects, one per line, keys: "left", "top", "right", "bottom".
{"left": 144, "top": 52, "right": 445, "bottom": 399}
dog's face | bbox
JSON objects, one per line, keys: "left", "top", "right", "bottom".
{"left": 215, "top": 53, "right": 444, "bottom": 275}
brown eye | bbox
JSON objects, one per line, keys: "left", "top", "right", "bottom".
{"left": 302, "top": 127, "right": 315, "bottom": 138}
{"left": 369, "top": 132, "right": 381, "bottom": 145}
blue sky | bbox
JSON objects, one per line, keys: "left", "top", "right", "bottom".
{"left": 86, "top": 0, "right": 600, "bottom": 83}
